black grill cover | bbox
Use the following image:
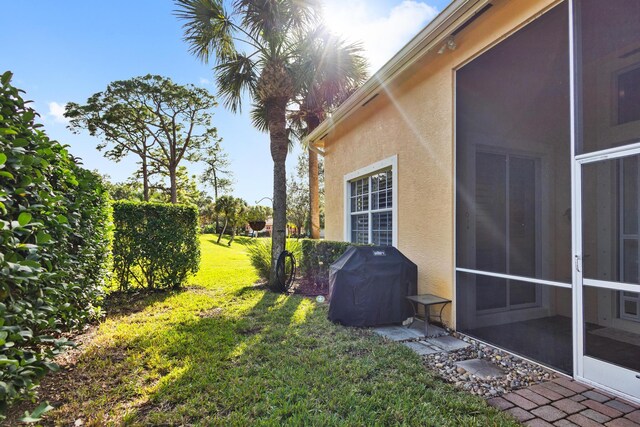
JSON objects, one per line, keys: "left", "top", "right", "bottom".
{"left": 328, "top": 246, "right": 417, "bottom": 327}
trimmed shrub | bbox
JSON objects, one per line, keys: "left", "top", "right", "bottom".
{"left": 0, "top": 71, "right": 112, "bottom": 412}
{"left": 299, "top": 240, "right": 357, "bottom": 287}
{"left": 112, "top": 201, "right": 200, "bottom": 290}
{"left": 245, "top": 238, "right": 302, "bottom": 283}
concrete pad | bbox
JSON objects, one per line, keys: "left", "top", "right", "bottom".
{"left": 404, "top": 319, "right": 447, "bottom": 335}
{"left": 403, "top": 341, "right": 440, "bottom": 356}
{"left": 425, "top": 335, "right": 471, "bottom": 352}
{"left": 455, "top": 358, "right": 506, "bottom": 379}
{"left": 372, "top": 325, "right": 424, "bottom": 341}
{"left": 414, "top": 321, "right": 446, "bottom": 337}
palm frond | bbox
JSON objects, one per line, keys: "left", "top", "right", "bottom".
{"left": 234, "top": 0, "right": 281, "bottom": 40}
{"left": 287, "top": 0, "right": 322, "bottom": 29}
{"left": 315, "top": 35, "right": 368, "bottom": 106}
{"left": 174, "top": 0, "right": 236, "bottom": 62}
{"left": 215, "top": 53, "right": 258, "bottom": 113}
{"left": 287, "top": 126, "right": 298, "bottom": 152}
{"left": 250, "top": 102, "right": 269, "bottom": 132}
{"left": 233, "top": 0, "right": 320, "bottom": 41}
{"left": 289, "top": 25, "right": 368, "bottom": 131}
{"left": 287, "top": 106, "right": 306, "bottom": 136}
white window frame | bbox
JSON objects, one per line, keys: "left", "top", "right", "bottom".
{"left": 618, "top": 158, "right": 640, "bottom": 323}
{"left": 344, "top": 155, "right": 398, "bottom": 247}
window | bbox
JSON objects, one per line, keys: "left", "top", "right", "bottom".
{"left": 475, "top": 151, "right": 540, "bottom": 312}
{"left": 619, "top": 157, "right": 640, "bottom": 322}
{"left": 345, "top": 156, "right": 397, "bottom": 246}
{"left": 349, "top": 170, "right": 393, "bottom": 245}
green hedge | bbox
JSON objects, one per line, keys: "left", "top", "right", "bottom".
{"left": 0, "top": 71, "right": 112, "bottom": 413}
{"left": 299, "top": 240, "right": 356, "bottom": 287}
{"left": 112, "top": 201, "right": 200, "bottom": 290}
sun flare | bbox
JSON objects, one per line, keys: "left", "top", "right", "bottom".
{"left": 320, "top": 0, "right": 439, "bottom": 73}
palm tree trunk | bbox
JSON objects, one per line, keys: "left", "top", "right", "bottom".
{"left": 228, "top": 225, "right": 236, "bottom": 246}
{"left": 217, "top": 218, "right": 227, "bottom": 244}
{"left": 268, "top": 101, "right": 289, "bottom": 288}
{"left": 306, "top": 115, "right": 321, "bottom": 239}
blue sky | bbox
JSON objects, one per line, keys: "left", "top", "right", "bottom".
{"left": 1, "top": 0, "right": 449, "bottom": 205}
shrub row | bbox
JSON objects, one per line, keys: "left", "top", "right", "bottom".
{"left": 299, "top": 240, "right": 355, "bottom": 287}
{"left": 112, "top": 201, "right": 200, "bottom": 291}
{"left": 0, "top": 71, "right": 112, "bottom": 412}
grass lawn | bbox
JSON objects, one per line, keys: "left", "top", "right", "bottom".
{"left": 18, "top": 236, "right": 518, "bottom": 426}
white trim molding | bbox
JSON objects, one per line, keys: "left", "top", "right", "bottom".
{"left": 343, "top": 155, "right": 398, "bottom": 247}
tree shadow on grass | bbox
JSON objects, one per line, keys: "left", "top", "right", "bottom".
{"left": 234, "top": 283, "right": 268, "bottom": 297}
{"left": 124, "top": 293, "right": 512, "bottom": 426}
{"left": 29, "top": 288, "right": 303, "bottom": 426}
{"left": 27, "top": 287, "right": 517, "bottom": 426}
{"left": 206, "top": 238, "right": 235, "bottom": 249}
{"left": 4, "top": 288, "right": 186, "bottom": 424}
{"left": 131, "top": 291, "right": 306, "bottom": 424}
{"left": 104, "top": 288, "right": 183, "bottom": 318}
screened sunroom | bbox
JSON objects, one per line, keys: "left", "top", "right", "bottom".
{"left": 456, "top": 0, "right": 640, "bottom": 399}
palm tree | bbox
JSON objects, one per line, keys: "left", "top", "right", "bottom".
{"left": 291, "top": 27, "right": 368, "bottom": 239}
{"left": 213, "top": 195, "right": 233, "bottom": 244}
{"left": 175, "top": 0, "right": 320, "bottom": 287}
{"left": 214, "top": 195, "right": 247, "bottom": 246}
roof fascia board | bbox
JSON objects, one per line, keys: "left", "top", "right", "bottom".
{"left": 308, "top": 143, "right": 325, "bottom": 157}
{"left": 306, "top": 0, "right": 491, "bottom": 146}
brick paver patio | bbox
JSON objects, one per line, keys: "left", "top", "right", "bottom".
{"left": 488, "top": 377, "right": 640, "bottom": 426}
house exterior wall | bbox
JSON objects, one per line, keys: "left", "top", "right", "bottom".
{"left": 322, "top": 0, "right": 561, "bottom": 327}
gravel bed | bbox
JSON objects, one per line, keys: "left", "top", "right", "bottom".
{"left": 421, "top": 331, "right": 558, "bottom": 398}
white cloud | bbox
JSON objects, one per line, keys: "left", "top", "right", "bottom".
{"left": 199, "top": 77, "right": 211, "bottom": 86}
{"left": 322, "top": 0, "right": 439, "bottom": 74}
{"left": 47, "top": 101, "right": 68, "bottom": 124}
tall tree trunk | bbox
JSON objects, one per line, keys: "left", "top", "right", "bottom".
{"left": 169, "top": 164, "right": 177, "bottom": 203}
{"left": 217, "top": 218, "right": 227, "bottom": 244}
{"left": 140, "top": 142, "right": 150, "bottom": 202}
{"left": 306, "top": 115, "right": 321, "bottom": 239}
{"left": 214, "top": 173, "right": 219, "bottom": 231}
{"left": 308, "top": 147, "right": 320, "bottom": 239}
{"left": 142, "top": 157, "right": 150, "bottom": 202}
{"left": 267, "top": 101, "right": 289, "bottom": 288}
{"left": 228, "top": 225, "right": 236, "bottom": 246}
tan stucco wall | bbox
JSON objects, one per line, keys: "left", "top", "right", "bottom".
{"left": 322, "top": 0, "right": 563, "bottom": 327}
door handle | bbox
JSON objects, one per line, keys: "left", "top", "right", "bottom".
{"left": 575, "top": 255, "right": 582, "bottom": 273}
